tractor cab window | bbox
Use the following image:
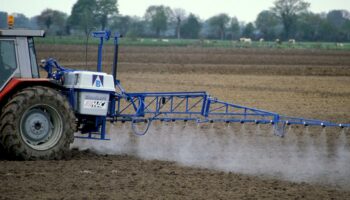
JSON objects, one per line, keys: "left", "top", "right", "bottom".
{"left": 0, "top": 40, "right": 17, "bottom": 89}
{"left": 28, "top": 38, "right": 39, "bottom": 78}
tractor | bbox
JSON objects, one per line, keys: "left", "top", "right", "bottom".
{"left": 1, "top": 26, "right": 349, "bottom": 160}
{"left": 0, "top": 29, "right": 76, "bottom": 159}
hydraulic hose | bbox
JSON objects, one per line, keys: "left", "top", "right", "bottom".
{"left": 131, "top": 119, "right": 152, "bottom": 136}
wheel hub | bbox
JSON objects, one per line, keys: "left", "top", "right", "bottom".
{"left": 21, "top": 109, "right": 52, "bottom": 144}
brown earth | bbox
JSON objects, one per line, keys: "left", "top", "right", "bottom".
{"left": 1, "top": 149, "right": 350, "bottom": 200}
{"left": 1, "top": 45, "right": 350, "bottom": 199}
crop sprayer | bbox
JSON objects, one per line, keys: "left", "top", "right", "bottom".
{"left": 42, "top": 30, "right": 350, "bottom": 138}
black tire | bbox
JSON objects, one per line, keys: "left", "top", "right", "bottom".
{"left": 0, "top": 86, "right": 75, "bottom": 160}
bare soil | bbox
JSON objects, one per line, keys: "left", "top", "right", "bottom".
{"left": 1, "top": 45, "right": 350, "bottom": 199}
{"left": 1, "top": 149, "right": 350, "bottom": 200}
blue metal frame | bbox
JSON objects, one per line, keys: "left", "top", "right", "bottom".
{"left": 92, "top": 31, "right": 111, "bottom": 72}
{"left": 112, "top": 89, "right": 350, "bottom": 136}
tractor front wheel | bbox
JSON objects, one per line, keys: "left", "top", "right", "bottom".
{"left": 0, "top": 86, "right": 75, "bottom": 160}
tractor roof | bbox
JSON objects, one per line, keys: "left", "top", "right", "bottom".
{"left": 0, "top": 29, "right": 45, "bottom": 37}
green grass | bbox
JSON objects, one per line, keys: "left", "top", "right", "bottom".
{"left": 35, "top": 36, "right": 350, "bottom": 50}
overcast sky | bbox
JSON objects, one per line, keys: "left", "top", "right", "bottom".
{"left": 1, "top": 0, "right": 349, "bottom": 22}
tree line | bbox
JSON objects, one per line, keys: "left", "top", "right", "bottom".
{"left": 1, "top": 0, "right": 349, "bottom": 42}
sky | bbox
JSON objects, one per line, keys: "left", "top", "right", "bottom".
{"left": 0, "top": 0, "right": 349, "bottom": 23}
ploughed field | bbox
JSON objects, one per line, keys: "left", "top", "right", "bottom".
{"left": 1, "top": 45, "right": 350, "bottom": 199}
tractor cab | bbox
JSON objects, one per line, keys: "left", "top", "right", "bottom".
{"left": 0, "top": 29, "right": 45, "bottom": 90}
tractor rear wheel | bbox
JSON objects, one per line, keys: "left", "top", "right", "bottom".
{"left": 0, "top": 86, "right": 75, "bottom": 160}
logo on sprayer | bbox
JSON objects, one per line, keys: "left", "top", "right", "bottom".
{"left": 92, "top": 75, "right": 104, "bottom": 87}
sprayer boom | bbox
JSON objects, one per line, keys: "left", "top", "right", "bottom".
{"left": 112, "top": 86, "right": 350, "bottom": 136}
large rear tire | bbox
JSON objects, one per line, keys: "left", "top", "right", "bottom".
{"left": 0, "top": 86, "right": 75, "bottom": 160}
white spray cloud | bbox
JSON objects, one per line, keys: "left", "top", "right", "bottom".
{"left": 72, "top": 122, "right": 350, "bottom": 190}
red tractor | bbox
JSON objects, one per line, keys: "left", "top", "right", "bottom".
{"left": 0, "top": 29, "right": 75, "bottom": 160}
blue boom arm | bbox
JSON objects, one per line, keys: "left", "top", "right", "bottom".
{"left": 112, "top": 82, "right": 350, "bottom": 136}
